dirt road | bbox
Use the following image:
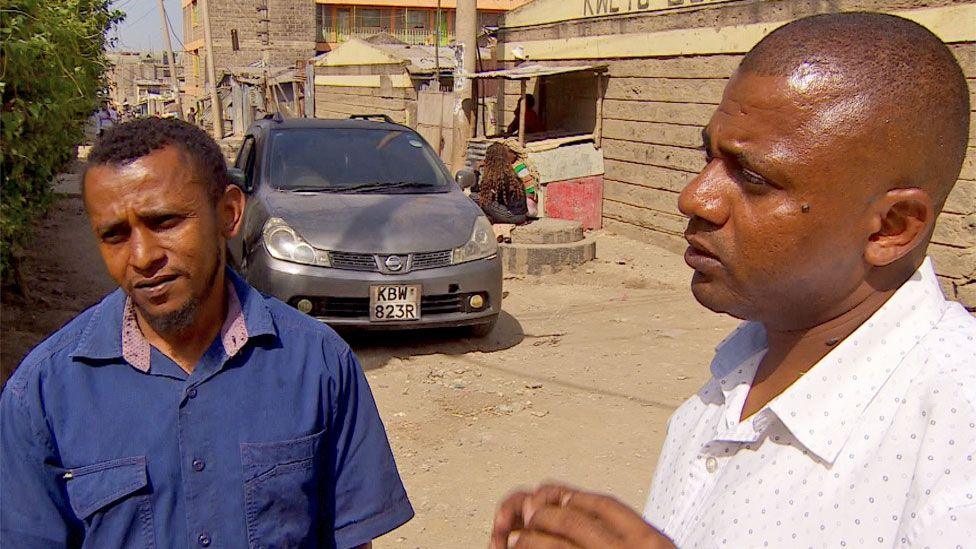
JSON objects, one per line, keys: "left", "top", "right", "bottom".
{"left": 1, "top": 195, "right": 737, "bottom": 548}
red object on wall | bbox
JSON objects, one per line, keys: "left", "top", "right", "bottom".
{"left": 543, "top": 175, "right": 604, "bottom": 230}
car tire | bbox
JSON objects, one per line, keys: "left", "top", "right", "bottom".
{"left": 467, "top": 316, "right": 498, "bottom": 338}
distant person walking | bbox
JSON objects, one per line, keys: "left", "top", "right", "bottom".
{"left": 95, "top": 101, "right": 118, "bottom": 137}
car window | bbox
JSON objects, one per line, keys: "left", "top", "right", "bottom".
{"left": 268, "top": 128, "right": 451, "bottom": 193}
{"left": 235, "top": 136, "right": 254, "bottom": 169}
{"left": 243, "top": 136, "right": 257, "bottom": 187}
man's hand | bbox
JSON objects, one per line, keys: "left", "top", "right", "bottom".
{"left": 490, "top": 484, "right": 675, "bottom": 549}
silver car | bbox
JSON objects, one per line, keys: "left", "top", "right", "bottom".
{"left": 227, "top": 116, "right": 501, "bottom": 336}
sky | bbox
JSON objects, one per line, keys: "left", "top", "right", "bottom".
{"left": 108, "top": 0, "right": 185, "bottom": 52}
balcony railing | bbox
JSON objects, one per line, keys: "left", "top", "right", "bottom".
{"left": 318, "top": 26, "right": 454, "bottom": 46}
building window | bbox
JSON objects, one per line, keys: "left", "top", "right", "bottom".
{"left": 316, "top": 5, "right": 331, "bottom": 41}
{"left": 192, "top": 53, "right": 200, "bottom": 79}
{"left": 191, "top": 2, "right": 200, "bottom": 28}
{"left": 358, "top": 8, "right": 383, "bottom": 30}
{"left": 231, "top": 29, "right": 239, "bottom": 51}
{"left": 406, "top": 9, "right": 427, "bottom": 29}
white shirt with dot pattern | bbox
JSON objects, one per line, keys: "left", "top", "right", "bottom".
{"left": 644, "top": 258, "right": 976, "bottom": 548}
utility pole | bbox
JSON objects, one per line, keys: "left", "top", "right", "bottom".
{"left": 257, "top": 0, "right": 272, "bottom": 113}
{"left": 200, "top": 0, "right": 224, "bottom": 137}
{"left": 450, "top": 0, "right": 477, "bottom": 172}
{"left": 156, "top": 0, "right": 184, "bottom": 120}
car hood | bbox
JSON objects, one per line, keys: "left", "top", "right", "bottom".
{"left": 265, "top": 189, "right": 483, "bottom": 253}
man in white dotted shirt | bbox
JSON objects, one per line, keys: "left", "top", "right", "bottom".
{"left": 490, "top": 12, "right": 974, "bottom": 549}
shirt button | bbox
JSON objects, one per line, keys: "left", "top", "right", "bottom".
{"left": 197, "top": 533, "right": 211, "bottom": 546}
{"left": 192, "top": 459, "right": 205, "bottom": 472}
{"left": 705, "top": 457, "right": 718, "bottom": 473}
{"left": 186, "top": 387, "right": 198, "bottom": 399}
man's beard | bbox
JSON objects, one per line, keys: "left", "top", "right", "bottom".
{"left": 136, "top": 245, "right": 223, "bottom": 334}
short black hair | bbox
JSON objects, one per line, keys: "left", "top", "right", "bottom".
{"left": 525, "top": 94, "right": 536, "bottom": 109}
{"left": 739, "top": 12, "right": 970, "bottom": 205}
{"left": 86, "top": 116, "right": 229, "bottom": 203}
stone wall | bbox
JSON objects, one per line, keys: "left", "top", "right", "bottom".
{"left": 498, "top": 0, "right": 976, "bottom": 308}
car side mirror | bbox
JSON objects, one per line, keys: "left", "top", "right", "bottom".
{"left": 455, "top": 168, "right": 477, "bottom": 189}
{"left": 228, "top": 167, "right": 250, "bottom": 192}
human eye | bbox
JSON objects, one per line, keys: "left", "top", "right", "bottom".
{"left": 100, "top": 227, "right": 128, "bottom": 245}
{"left": 739, "top": 167, "right": 770, "bottom": 187}
{"left": 149, "top": 214, "right": 184, "bottom": 231}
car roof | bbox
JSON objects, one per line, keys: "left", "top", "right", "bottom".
{"left": 251, "top": 117, "right": 410, "bottom": 133}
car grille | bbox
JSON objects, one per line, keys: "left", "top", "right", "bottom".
{"left": 327, "top": 250, "right": 453, "bottom": 273}
{"left": 412, "top": 250, "right": 453, "bottom": 270}
{"left": 318, "top": 294, "right": 465, "bottom": 318}
{"left": 329, "top": 252, "right": 378, "bottom": 272}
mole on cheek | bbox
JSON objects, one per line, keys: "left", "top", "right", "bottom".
{"left": 801, "top": 204, "right": 811, "bottom": 214}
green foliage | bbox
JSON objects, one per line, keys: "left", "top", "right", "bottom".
{"left": 0, "top": 0, "right": 123, "bottom": 282}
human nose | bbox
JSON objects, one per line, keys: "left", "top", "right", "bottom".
{"left": 678, "top": 159, "right": 731, "bottom": 228}
{"left": 128, "top": 226, "right": 166, "bottom": 275}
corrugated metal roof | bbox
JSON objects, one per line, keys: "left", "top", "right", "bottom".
{"left": 463, "top": 63, "right": 608, "bottom": 80}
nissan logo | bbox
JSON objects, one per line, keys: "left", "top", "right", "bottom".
{"left": 384, "top": 255, "right": 404, "bottom": 272}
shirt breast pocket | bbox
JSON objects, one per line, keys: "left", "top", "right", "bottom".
{"left": 241, "top": 429, "right": 327, "bottom": 548}
{"left": 64, "top": 455, "right": 155, "bottom": 549}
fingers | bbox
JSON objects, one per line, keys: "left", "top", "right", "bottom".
{"left": 523, "top": 484, "right": 577, "bottom": 526}
{"left": 512, "top": 530, "right": 578, "bottom": 549}
{"left": 523, "top": 503, "right": 620, "bottom": 548}
{"left": 558, "top": 490, "right": 648, "bottom": 535}
{"left": 491, "top": 491, "right": 530, "bottom": 549}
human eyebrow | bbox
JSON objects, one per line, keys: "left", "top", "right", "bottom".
{"left": 95, "top": 220, "right": 128, "bottom": 239}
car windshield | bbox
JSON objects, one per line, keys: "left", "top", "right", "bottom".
{"left": 268, "top": 128, "right": 451, "bottom": 193}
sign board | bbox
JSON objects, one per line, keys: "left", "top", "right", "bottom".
{"left": 506, "top": 0, "right": 729, "bottom": 27}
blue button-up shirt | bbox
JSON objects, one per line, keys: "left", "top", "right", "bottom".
{"left": 1, "top": 271, "right": 413, "bottom": 548}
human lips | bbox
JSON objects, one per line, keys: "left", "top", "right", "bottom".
{"left": 684, "top": 236, "right": 723, "bottom": 271}
{"left": 132, "top": 274, "right": 179, "bottom": 299}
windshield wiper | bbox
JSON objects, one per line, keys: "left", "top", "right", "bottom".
{"left": 337, "top": 181, "right": 437, "bottom": 193}
{"left": 283, "top": 186, "right": 333, "bottom": 193}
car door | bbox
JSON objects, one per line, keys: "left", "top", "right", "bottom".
{"left": 228, "top": 133, "right": 257, "bottom": 270}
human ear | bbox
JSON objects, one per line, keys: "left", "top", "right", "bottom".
{"left": 864, "top": 188, "right": 933, "bottom": 267}
{"left": 219, "top": 184, "right": 247, "bottom": 239}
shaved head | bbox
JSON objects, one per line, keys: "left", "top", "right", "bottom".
{"left": 738, "top": 12, "right": 970, "bottom": 207}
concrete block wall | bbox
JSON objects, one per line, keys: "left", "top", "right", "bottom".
{"left": 498, "top": 0, "right": 976, "bottom": 308}
{"left": 182, "top": 0, "right": 315, "bottom": 98}
{"left": 313, "top": 67, "right": 418, "bottom": 126}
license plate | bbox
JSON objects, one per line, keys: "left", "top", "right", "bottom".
{"left": 369, "top": 285, "right": 421, "bottom": 322}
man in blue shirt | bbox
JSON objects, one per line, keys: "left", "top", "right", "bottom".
{"left": 1, "top": 117, "right": 413, "bottom": 548}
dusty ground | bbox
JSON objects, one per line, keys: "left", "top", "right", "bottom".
{"left": 1, "top": 193, "right": 737, "bottom": 548}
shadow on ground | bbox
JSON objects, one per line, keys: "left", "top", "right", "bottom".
{"left": 343, "top": 310, "right": 524, "bottom": 371}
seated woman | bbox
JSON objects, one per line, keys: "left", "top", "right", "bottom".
{"left": 472, "top": 143, "right": 528, "bottom": 225}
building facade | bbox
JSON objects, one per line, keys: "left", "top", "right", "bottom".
{"left": 181, "top": 0, "right": 316, "bottom": 100}
{"left": 314, "top": 0, "right": 528, "bottom": 50}
{"left": 181, "top": 0, "right": 528, "bottom": 101}
{"left": 495, "top": 0, "right": 976, "bottom": 307}
{"left": 107, "top": 51, "right": 186, "bottom": 117}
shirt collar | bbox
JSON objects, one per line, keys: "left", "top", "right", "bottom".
{"left": 707, "top": 257, "right": 949, "bottom": 464}
{"left": 71, "top": 269, "right": 277, "bottom": 369}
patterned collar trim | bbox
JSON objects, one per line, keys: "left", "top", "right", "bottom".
{"left": 121, "top": 281, "right": 248, "bottom": 373}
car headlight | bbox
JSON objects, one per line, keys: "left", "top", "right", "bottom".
{"left": 452, "top": 216, "right": 498, "bottom": 264}
{"left": 262, "top": 217, "right": 331, "bottom": 267}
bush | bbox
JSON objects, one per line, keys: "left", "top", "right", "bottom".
{"left": 1, "top": 0, "right": 123, "bottom": 286}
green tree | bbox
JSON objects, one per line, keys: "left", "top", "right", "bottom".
{"left": 1, "top": 0, "right": 123, "bottom": 288}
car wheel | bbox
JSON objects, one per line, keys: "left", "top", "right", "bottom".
{"left": 466, "top": 316, "right": 498, "bottom": 338}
